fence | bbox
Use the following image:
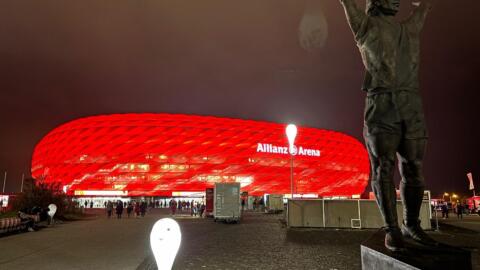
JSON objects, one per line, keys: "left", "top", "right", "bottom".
{"left": 287, "top": 199, "right": 432, "bottom": 229}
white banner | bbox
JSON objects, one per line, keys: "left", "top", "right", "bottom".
{"left": 467, "top": 172, "right": 475, "bottom": 190}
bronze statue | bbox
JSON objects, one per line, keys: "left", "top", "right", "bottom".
{"left": 339, "top": 0, "right": 437, "bottom": 251}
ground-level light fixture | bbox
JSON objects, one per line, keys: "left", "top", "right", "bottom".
{"left": 150, "top": 218, "right": 182, "bottom": 270}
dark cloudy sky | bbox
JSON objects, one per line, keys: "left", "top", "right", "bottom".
{"left": 0, "top": 0, "right": 479, "bottom": 196}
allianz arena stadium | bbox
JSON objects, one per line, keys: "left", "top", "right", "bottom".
{"left": 31, "top": 114, "right": 370, "bottom": 197}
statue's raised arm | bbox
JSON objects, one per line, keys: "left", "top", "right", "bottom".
{"left": 339, "top": 0, "right": 367, "bottom": 35}
{"left": 405, "top": 1, "right": 433, "bottom": 32}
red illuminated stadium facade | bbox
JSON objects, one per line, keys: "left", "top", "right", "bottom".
{"left": 31, "top": 114, "right": 370, "bottom": 197}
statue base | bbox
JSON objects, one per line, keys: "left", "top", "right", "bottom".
{"left": 361, "top": 230, "right": 472, "bottom": 270}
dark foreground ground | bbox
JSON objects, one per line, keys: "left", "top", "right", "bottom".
{"left": 141, "top": 211, "right": 373, "bottom": 270}
{"left": 1, "top": 209, "right": 479, "bottom": 270}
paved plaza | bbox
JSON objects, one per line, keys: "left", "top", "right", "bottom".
{"left": 436, "top": 214, "right": 480, "bottom": 233}
{"left": 1, "top": 209, "right": 479, "bottom": 270}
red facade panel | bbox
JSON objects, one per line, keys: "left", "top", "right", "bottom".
{"left": 31, "top": 113, "right": 370, "bottom": 196}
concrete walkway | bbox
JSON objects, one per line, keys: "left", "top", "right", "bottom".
{"left": 437, "top": 215, "right": 480, "bottom": 233}
{"left": 1, "top": 209, "right": 479, "bottom": 269}
{"left": 0, "top": 210, "right": 165, "bottom": 270}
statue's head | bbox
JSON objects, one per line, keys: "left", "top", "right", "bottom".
{"left": 367, "top": 0, "right": 400, "bottom": 16}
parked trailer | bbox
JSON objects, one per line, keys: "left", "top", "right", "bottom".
{"left": 266, "top": 194, "right": 284, "bottom": 213}
{"left": 213, "top": 183, "right": 241, "bottom": 223}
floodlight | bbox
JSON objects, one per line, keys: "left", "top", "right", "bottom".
{"left": 286, "top": 124, "right": 297, "bottom": 154}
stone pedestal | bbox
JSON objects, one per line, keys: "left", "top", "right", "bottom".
{"left": 361, "top": 230, "right": 472, "bottom": 270}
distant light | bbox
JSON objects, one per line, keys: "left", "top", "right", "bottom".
{"left": 444, "top": 193, "right": 449, "bottom": 196}
{"left": 150, "top": 218, "right": 182, "bottom": 270}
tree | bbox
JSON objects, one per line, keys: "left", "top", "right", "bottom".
{"left": 12, "top": 179, "right": 68, "bottom": 217}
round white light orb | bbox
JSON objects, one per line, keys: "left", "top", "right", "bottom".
{"left": 150, "top": 218, "right": 182, "bottom": 270}
{"left": 48, "top": 204, "right": 57, "bottom": 218}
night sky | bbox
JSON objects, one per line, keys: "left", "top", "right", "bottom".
{"left": 0, "top": 1, "right": 478, "bottom": 197}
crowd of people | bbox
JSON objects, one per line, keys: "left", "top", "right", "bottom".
{"left": 168, "top": 199, "right": 205, "bottom": 217}
{"left": 438, "top": 201, "right": 479, "bottom": 219}
{"left": 104, "top": 200, "right": 148, "bottom": 219}
{"left": 251, "top": 197, "right": 265, "bottom": 212}
{"left": 78, "top": 199, "right": 209, "bottom": 219}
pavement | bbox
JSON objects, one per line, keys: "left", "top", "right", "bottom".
{"left": 435, "top": 214, "right": 480, "bottom": 233}
{"left": 0, "top": 208, "right": 479, "bottom": 270}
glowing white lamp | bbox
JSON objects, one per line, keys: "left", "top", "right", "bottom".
{"left": 286, "top": 124, "right": 297, "bottom": 154}
{"left": 48, "top": 204, "right": 57, "bottom": 218}
{"left": 150, "top": 218, "right": 182, "bottom": 270}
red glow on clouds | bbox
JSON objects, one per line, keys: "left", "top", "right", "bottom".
{"left": 31, "top": 114, "right": 370, "bottom": 197}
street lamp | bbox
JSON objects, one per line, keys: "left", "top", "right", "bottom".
{"left": 442, "top": 192, "right": 449, "bottom": 202}
{"left": 286, "top": 124, "right": 297, "bottom": 199}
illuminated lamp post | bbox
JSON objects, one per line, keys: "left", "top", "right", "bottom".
{"left": 442, "top": 192, "right": 449, "bottom": 202}
{"left": 286, "top": 124, "right": 297, "bottom": 199}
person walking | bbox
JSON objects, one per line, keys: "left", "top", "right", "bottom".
{"left": 456, "top": 203, "right": 463, "bottom": 219}
{"left": 107, "top": 201, "right": 113, "bottom": 218}
{"left": 199, "top": 203, "right": 205, "bottom": 218}
{"left": 170, "top": 199, "right": 177, "bottom": 215}
{"left": 140, "top": 201, "right": 147, "bottom": 217}
{"left": 441, "top": 203, "right": 449, "bottom": 219}
{"left": 116, "top": 200, "right": 123, "bottom": 219}
{"left": 134, "top": 202, "right": 140, "bottom": 218}
{"left": 190, "top": 202, "right": 195, "bottom": 216}
{"left": 127, "top": 202, "right": 133, "bottom": 218}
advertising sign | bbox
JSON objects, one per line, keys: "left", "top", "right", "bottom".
{"left": 467, "top": 172, "right": 475, "bottom": 190}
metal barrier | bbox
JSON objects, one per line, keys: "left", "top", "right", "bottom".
{"left": 287, "top": 199, "right": 432, "bottom": 230}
